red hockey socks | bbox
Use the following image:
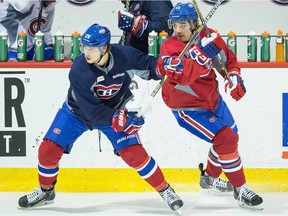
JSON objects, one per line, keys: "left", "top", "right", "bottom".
{"left": 119, "top": 144, "right": 167, "bottom": 191}
{"left": 212, "top": 127, "right": 246, "bottom": 187}
{"left": 38, "top": 139, "right": 64, "bottom": 189}
{"left": 205, "top": 146, "right": 222, "bottom": 178}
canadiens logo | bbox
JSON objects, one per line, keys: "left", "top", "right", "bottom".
{"left": 271, "top": 0, "right": 288, "bottom": 5}
{"left": 53, "top": 128, "right": 61, "bottom": 134}
{"left": 92, "top": 83, "right": 122, "bottom": 99}
{"left": 203, "top": 0, "right": 230, "bottom": 5}
{"left": 29, "top": 17, "right": 47, "bottom": 36}
{"left": 209, "top": 116, "right": 217, "bottom": 123}
{"left": 67, "top": 0, "right": 96, "bottom": 6}
{"left": 99, "top": 28, "right": 106, "bottom": 34}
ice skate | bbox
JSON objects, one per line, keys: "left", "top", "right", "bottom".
{"left": 199, "top": 163, "right": 233, "bottom": 192}
{"left": 159, "top": 184, "right": 183, "bottom": 214}
{"left": 18, "top": 186, "right": 55, "bottom": 208}
{"left": 234, "top": 183, "right": 263, "bottom": 210}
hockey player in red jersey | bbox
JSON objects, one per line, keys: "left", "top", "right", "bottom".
{"left": 157, "top": 2, "right": 263, "bottom": 209}
{"left": 18, "top": 23, "right": 183, "bottom": 212}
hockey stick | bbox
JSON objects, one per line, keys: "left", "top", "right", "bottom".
{"left": 36, "top": 1, "right": 59, "bottom": 32}
{"left": 36, "top": 3, "right": 43, "bottom": 32}
{"left": 192, "top": 0, "right": 232, "bottom": 84}
{"left": 119, "top": 0, "right": 130, "bottom": 45}
{"left": 136, "top": 0, "right": 223, "bottom": 117}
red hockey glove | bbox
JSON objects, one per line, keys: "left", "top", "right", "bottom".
{"left": 156, "top": 56, "right": 184, "bottom": 81}
{"left": 224, "top": 71, "right": 246, "bottom": 101}
{"left": 189, "top": 32, "right": 221, "bottom": 65}
{"left": 112, "top": 108, "right": 145, "bottom": 134}
{"left": 118, "top": 9, "right": 148, "bottom": 37}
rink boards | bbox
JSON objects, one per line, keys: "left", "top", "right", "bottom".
{"left": 0, "top": 62, "right": 288, "bottom": 192}
{"left": 1, "top": 167, "right": 288, "bottom": 192}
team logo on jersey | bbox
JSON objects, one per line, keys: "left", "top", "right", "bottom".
{"left": 53, "top": 128, "right": 61, "bottom": 134}
{"left": 67, "top": 0, "right": 96, "bottom": 6}
{"left": 202, "top": 0, "right": 230, "bottom": 5}
{"left": 271, "top": 0, "right": 288, "bottom": 5}
{"left": 209, "top": 116, "right": 218, "bottom": 123}
{"left": 29, "top": 17, "right": 47, "bottom": 36}
{"left": 92, "top": 83, "right": 122, "bottom": 99}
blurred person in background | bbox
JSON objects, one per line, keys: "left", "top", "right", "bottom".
{"left": 118, "top": 0, "right": 173, "bottom": 53}
{"left": 0, "top": 0, "right": 56, "bottom": 61}
{"left": 117, "top": 0, "right": 174, "bottom": 119}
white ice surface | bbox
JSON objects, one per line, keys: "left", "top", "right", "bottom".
{"left": 0, "top": 192, "right": 287, "bottom": 216}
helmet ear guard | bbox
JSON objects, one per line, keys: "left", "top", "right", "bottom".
{"left": 168, "top": 2, "right": 198, "bottom": 29}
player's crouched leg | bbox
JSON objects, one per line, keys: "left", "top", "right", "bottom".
{"left": 18, "top": 139, "right": 64, "bottom": 208}
{"left": 118, "top": 144, "right": 183, "bottom": 211}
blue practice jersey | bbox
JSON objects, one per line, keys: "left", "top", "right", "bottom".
{"left": 125, "top": 0, "right": 173, "bottom": 53}
{"left": 66, "top": 44, "right": 161, "bottom": 127}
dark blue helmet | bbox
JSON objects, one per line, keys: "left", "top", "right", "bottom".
{"left": 81, "top": 23, "right": 111, "bottom": 47}
{"left": 168, "top": 3, "right": 198, "bottom": 28}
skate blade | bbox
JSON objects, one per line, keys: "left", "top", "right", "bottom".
{"left": 238, "top": 202, "right": 264, "bottom": 210}
{"left": 175, "top": 207, "right": 183, "bottom": 215}
{"left": 19, "top": 200, "right": 54, "bottom": 209}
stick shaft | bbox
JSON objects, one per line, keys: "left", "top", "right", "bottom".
{"left": 36, "top": 4, "right": 43, "bottom": 32}
{"left": 120, "top": 0, "right": 131, "bottom": 45}
{"left": 192, "top": 0, "right": 232, "bottom": 84}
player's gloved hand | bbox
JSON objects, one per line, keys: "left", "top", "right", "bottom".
{"left": 112, "top": 108, "right": 145, "bottom": 134}
{"left": 156, "top": 56, "right": 184, "bottom": 81}
{"left": 224, "top": 71, "right": 246, "bottom": 101}
{"left": 189, "top": 32, "right": 221, "bottom": 65}
{"left": 118, "top": 9, "right": 148, "bottom": 37}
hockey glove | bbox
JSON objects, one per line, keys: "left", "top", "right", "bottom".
{"left": 157, "top": 56, "right": 184, "bottom": 81}
{"left": 189, "top": 32, "right": 221, "bottom": 65}
{"left": 118, "top": 9, "right": 148, "bottom": 38}
{"left": 224, "top": 71, "right": 246, "bottom": 101}
{"left": 112, "top": 108, "right": 145, "bottom": 135}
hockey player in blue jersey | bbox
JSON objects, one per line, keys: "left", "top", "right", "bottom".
{"left": 118, "top": 0, "right": 173, "bottom": 53}
{"left": 18, "top": 23, "right": 184, "bottom": 212}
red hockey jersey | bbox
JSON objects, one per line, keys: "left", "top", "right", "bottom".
{"left": 160, "top": 29, "right": 240, "bottom": 112}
